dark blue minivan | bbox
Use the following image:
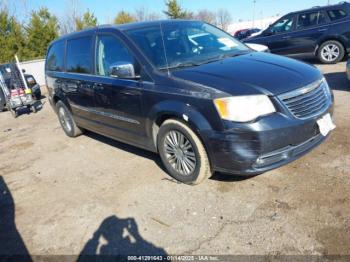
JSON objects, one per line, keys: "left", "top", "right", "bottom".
{"left": 45, "top": 20, "right": 335, "bottom": 184}
{"left": 245, "top": 2, "right": 350, "bottom": 64}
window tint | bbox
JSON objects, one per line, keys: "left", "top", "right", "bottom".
{"left": 66, "top": 37, "right": 92, "bottom": 74}
{"left": 95, "top": 35, "right": 135, "bottom": 76}
{"left": 46, "top": 41, "right": 65, "bottom": 71}
{"left": 272, "top": 15, "right": 295, "bottom": 33}
{"left": 297, "top": 12, "right": 327, "bottom": 29}
{"left": 327, "top": 9, "right": 347, "bottom": 21}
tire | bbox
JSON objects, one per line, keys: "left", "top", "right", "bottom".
{"left": 56, "top": 101, "right": 83, "bottom": 137}
{"left": 31, "top": 105, "right": 37, "bottom": 113}
{"left": 0, "top": 89, "right": 5, "bottom": 112}
{"left": 157, "top": 119, "right": 212, "bottom": 185}
{"left": 318, "top": 40, "right": 345, "bottom": 64}
{"left": 10, "top": 108, "right": 18, "bottom": 118}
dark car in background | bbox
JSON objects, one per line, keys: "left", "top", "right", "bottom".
{"left": 245, "top": 2, "right": 350, "bottom": 64}
{"left": 46, "top": 20, "right": 335, "bottom": 184}
{"left": 234, "top": 28, "right": 261, "bottom": 40}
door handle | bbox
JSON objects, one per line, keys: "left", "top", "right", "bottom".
{"left": 120, "top": 90, "right": 140, "bottom": 96}
{"left": 282, "top": 36, "right": 291, "bottom": 39}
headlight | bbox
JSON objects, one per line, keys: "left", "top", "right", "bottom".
{"left": 322, "top": 77, "right": 332, "bottom": 98}
{"left": 214, "top": 95, "right": 276, "bottom": 122}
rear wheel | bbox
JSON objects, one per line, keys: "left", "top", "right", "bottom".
{"left": 318, "top": 40, "right": 345, "bottom": 64}
{"left": 0, "top": 89, "right": 5, "bottom": 112}
{"left": 56, "top": 101, "right": 83, "bottom": 137}
{"left": 10, "top": 107, "right": 18, "bottom": 118}
{"left": 30, "top": 105, "right": 37, "bottom": 113}
{"left": 157, "top": 119, "right": 212, "bottom": 185}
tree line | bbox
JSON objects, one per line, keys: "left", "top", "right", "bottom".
{"left": 0, "top": 0, "right": 232, "bottom": 64}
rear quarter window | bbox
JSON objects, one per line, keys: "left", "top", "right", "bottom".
{"left": 327, "top": 9, "right": 348, "bottom": 21}
{"left": 66, "top": 36, "right": 93, "bottom": 74}
{"left": 46, "top": 41, "right": 65, "bottom": 72}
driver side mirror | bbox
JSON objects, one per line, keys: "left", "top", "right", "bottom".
{"left": 109, "top": 62, "right": 139, "bottom": 79}
{"left": 264, "top": 28, "right": 275, "bottom": 36}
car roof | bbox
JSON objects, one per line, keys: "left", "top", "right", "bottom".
{"left": 289, "top": 1, "right": 350, "bottom": 15}
{"left": 49, "top": 19, "right": 198, "bottom": 47}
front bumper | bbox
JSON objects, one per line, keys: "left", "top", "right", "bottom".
{"left": 202, "top": 105, "right": 334, "bottom": 175}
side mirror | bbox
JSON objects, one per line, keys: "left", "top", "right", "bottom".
{"left": 109, "top": 62, "right": 138, "bottom": 79}
{"left": 264, "top": 28, "right": 275, "bottom": 36}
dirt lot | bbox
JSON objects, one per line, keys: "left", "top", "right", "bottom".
{"left": 0, "top": 60, "right": 349, "bottom": 257}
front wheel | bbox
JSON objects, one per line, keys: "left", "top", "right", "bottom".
{"left": 318, "top": 40, "right": 345, "bottom": 64}
{"left": 56, "top": 101, "right": 83, "bottom": 137}
{"left": 157, "top": 119, "right": 212, "bottom": 185}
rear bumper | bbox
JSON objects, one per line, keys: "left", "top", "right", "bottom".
{"left": 202, "top": 106, "right": 334, "bottom": 175}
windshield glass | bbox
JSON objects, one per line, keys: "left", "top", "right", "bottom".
{"left": 125, "top": 21, "right": 251, "bottom": 70}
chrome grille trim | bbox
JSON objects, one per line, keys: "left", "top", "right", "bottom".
{"left": 278, "top": 79, "right": 331, "bottom": 120}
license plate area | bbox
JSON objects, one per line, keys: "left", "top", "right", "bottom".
{"left": 317, "top": 113, "right": 336, "bottom": 137}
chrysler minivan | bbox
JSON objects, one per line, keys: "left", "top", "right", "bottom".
{"left": 45, "top": 20, "right": 335, "bottom": 184}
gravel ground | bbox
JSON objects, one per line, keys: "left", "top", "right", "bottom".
{"left": 0, "top": 60, "right": 349, "bottom": 258}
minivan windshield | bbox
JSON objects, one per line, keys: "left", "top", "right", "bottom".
{"left": 125, "top": 21, "right": 251, "bottom": 70}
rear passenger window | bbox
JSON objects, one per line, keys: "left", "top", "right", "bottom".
{"left": 327, "top": 9, "right": 347, "bottom": 21}
{"left": 297, "top": 12, "right": 327, "bottom": 29}
{"left": 66, "top": 37, "right": 92, "bottom": 74}
{"left": 46, "top": 41, "right": 65, "bottom": 72}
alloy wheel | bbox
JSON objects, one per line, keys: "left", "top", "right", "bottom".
{"left": 58, "top": 107, "right": 72, "bottom": 133}
{"left": 321, "top": 44, "right": 340, "bottom": 62}
{"left": 163, "top": 130, "right": 197, "bottom": 176}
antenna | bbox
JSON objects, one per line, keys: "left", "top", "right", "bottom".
{"left": 159, "top": 21, "right": 170, "bottom": 76}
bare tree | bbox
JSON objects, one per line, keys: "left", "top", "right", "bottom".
{"left": 195, "top": 9, "right": 217, "bottom": 25}
{"left": 216, "top": 9, "right": 232, "bottom": 31}
{"left": 135, "top": 6, "right": 162, "bottom": 22}
{"left": 59, "top": 0, "right": 81, "bottom": 35}
{"left": 135, "top": 6, "right": 147, "bottom": 22}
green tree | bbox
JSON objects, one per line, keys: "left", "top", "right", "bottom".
{"left": 0, "top": 10, "right": 26, "bottom": 63}
{"left": 75, "top": 9, "right": 98, "bottom": 31}
{"left": 164, "top": 0, "right": 189, "bottom": 19}
{"left": 114, "top": 11, "right": 135, "bottom": 24}
{"left": 24, "top": 7, "right": 59, "bottom": 60}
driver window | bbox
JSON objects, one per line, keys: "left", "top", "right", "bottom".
{"left": 96, "top": 35, "right": 136, "bottom": 77}
{"left": 271, "top": 15, "right": 295, "bottom": 34}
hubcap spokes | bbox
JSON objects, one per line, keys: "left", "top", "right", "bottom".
{"left": 59, "top": 108, "right": 72, "bottom": 132}
{"left": 164, "top": 130, "right": 196, "bottom": 176}
{"left": 322, "top": 44, "right": 340, "bottom": 62}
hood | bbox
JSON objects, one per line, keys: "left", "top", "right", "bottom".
{"left": 172, "top": 52, "right": 322, "bottom": 96}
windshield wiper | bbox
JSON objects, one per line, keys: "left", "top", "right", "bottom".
{"left": 159, "top": 62, "right": 200, "bottom": 70}
{"left": 197, "top": 51, "right": 252, "bottom": 66}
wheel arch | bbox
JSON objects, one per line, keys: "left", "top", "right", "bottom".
{"left": 51, "top": 92, "right": 71, "bottom": 113}
{"left": 315, "top": 36, "right": 347, "bottom": 55}
{"left": 147, "top": 100, "right": 213, "bottom": 153}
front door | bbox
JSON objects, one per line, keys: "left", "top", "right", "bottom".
{"left": 253, "top": 14, "right": 297, "bottom": 55}
{"left": 93, "top": 33, "right": 147, "bottom": 146}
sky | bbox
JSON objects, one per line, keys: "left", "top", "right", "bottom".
{"left": 6, "top": 0, "right": 342, "bottom": 24}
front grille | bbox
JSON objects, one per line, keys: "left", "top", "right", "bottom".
{"left": 278, "top": 79, "right": 331, "bottom": 119}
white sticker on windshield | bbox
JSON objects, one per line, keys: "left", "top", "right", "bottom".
{"left": 218, "top": 38, "right": 237, "bottom": 48}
